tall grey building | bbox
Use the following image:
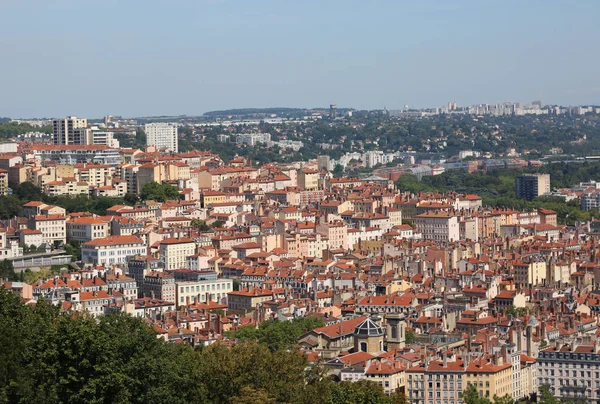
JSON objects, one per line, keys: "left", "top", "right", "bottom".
{"left": 515, "top": 174, "right": 550, "bottom": 200}
{"left": 52, "top": 116, "right": 88, "bottom": 145}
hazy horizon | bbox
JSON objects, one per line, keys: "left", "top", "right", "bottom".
{"left": 1, "top": 0, "right": 599, "bottom": 118}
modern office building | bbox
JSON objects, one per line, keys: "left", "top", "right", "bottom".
{"left": 145, "top": 123, "right": 178, "bottom": 152}
{"left": 52, "top": 116, "right": 88, "bottom": 145}
{"left": 515, "top": 174, "right": 550, "bottom": 200}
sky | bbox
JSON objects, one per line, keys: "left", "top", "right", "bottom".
{"left": 1, "top": 0, "right": 599, "bottom": 118}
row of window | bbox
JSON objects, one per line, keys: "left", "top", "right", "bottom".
{"left": 180, "top": 292, "right": 224, "bottom": 303}
{"left": 180, "top": 283, "right": 230, "bottom": 293}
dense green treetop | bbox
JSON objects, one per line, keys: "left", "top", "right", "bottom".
{"left": 0, "top": 289, "right": 405, "bottom": 404}
{"left": 0, "top": 121, "right": 51, "bottom": 139}
{"left": 225, "top": 317, "right": 325, "bottom": 351}
{"left": 140, "top": 182, "right": 181, "bottom": 202}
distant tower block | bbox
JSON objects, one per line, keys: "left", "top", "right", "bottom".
{"left": 330, "top": 104, "right": 337, "bottom": 119}
{"left": 404, "top": 104, "right": 409, "bottom": 111}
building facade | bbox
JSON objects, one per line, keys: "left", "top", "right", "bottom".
{"left": 145, "top": 123, "right": 178, "bottom": 153}
{"left": 515, "top": 174, "right": 550, "bottom": 200}
{"left": 53, "top": 116, "right": 88, "bottom": 145}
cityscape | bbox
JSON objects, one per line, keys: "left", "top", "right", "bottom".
{"left": 2, "top": 1, "right": 600, "bottom": 404}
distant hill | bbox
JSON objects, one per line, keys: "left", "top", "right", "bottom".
{"left": 203, "top": 108, "right": 306, "bottom": 117}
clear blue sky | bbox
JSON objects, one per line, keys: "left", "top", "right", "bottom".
{"left": 1, "top": 0, "right": 599, "bottom": 118}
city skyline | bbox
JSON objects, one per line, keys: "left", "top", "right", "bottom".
{"left": 1, "top": 0, "right": 599, "bottom": 118}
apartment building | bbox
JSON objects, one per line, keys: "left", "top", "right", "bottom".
{"left": 227, "top": 287, "right": 284, "bottom": 311}
{"left": 18, "top": 229, "right": 44, "bottom": 248}
{"left": 141, "top": 271, "right": 176, "bottom": 303}
{"left": 298, "top": 169, "right": 319, "bottom": 191}
{"left": 76, "top": 163, "right": 115, "bottom": 188}
{"left": 81, "top": 235, "right": 146, "bottom": 266}
{"left": 415, "top": 211, "right": 460, "bottom": 242}
{"left": 159, "top": 237, "right": 196, "bottom": 270}
{"left": 119, "top": 164, "right": 139, "bottom": 194}
{"left": 362, "top": 361, "right": 407, "bottom": 396}
{"left": 512, "top": 259, "right": 547, "bottom": 288}
{"left": 0, "top": 228, "right": 22, "bottom": 259}
{"left": 28, "top": 214, "right": 67, "bottom": 245}
{"left": 175, "top": 271, "right": 233, "bottom": 306}
{"left": 145, "top": 123, "right": 178, "bottom": 153}
{"left": 316, "top": 221, "right": 348, "bottom": 250}
{"left": 465, "top": 357, "right": 512, "bottom": 400}
{"left": 406, "top": 359, "right": 466, "bottom": 404}
{"left": 44, "top": 178, "right": 89, "bottom": 196}
{"left": 538, "top": 342, "right": 600, "bottom": 403}
{"left": 74, "top": 291, "right": 113, "bottom": 317}
{"left": 105, "top": 274, "right": 138, "bottom": 301}
{"left": 515, "top": 174, "right": 550, "bottom": 201}
{"left": 127, "top": 255, "right": 164, "bottom": 290}
{"left": 66, "top": 217, "right": 109, "bottom": 242}
{"left": 53, "top": 116, "right": 88, "bottom": 145}
{"left": 22, "top": 201, "right": 66, "bottom": 218}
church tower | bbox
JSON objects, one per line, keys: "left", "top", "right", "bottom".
{"left": 385, "top": 313, "right": 406, "bottom": 350}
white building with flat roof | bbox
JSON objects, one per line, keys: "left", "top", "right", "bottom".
{"left": 145, "top": 123, "right": 178, "bottom": 152}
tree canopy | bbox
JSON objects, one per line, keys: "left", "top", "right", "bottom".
{"left": 140, "top": 182, "right": 181, "bottom": 202}
{"left": 225, "top": 317, "right": 325, "bottom": 351}
{"left": 0, "top": 121, "right": 51, "bottom": 139}
{"left": 0, "top": 289, "right": 403, "bottom": 404}
{"left": 1, "top": 182, "right": 130, "bottom": 219}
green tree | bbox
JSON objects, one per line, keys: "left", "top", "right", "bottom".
{"left": 461, "top": 383, "right": 492, "bottom": 404}
{"left": 538, "top": 385, "right": 559, "bottom": 404}
{"left": 211, "top": 220, "right": 224, "bottom": 228}
{"left": 191, "top": 218, "right": 210, "bottom": 231}
{"left": 124, "top": 192, "right": 139, "bottom": 205}
{"left": 0, "top": 121, "right": 50, "bottom": 139}
{"left": 64, "top": 240, "right": 82, "bottom": 261}
{"left": 390, "top": 392, "right": 410, "bottom": 404}
{"left": 537, "top": 385, "right": 584, "bottom": 404}
{"left": 231, "top": 386, "right": 276, "bottom": 404}
{"left": 332, "top": 164, "right": 344, "bottom": 178}
{"left": 0, "top": 195, "right": 23, "bottom": 219}
{"left": 405, "top": 329, "right": 416, "bottom": 344}
{"left": 225, "top": 317, "right": 325, "bottom": 352}
{"left": 0, "top": 286, "right": 419, "bottom": 404}
{"left": 135, "top": 129, "right": 146, "bottom": 147}
{"left": 140, "top": 182, "right": 180, "bottom": 202}
{"left": 0, "top": 289, "right": 206, "bottom": 403}
{"left": 0, "top": 259, "right": 17, "bottom": 281}
{"left": 327, "top": 380, "right": 391, "bottom": 404}
{"left": 505, "top": 305, "right": 527, "bottom": 317}
{"left": 492, "top": 394, "right": 514, "bottom": 404}
{"left": 12, "top": 182, "right": 43, "bottom": 202}
{"left": 196, "top": 342, "right": 309, "bottom": 403}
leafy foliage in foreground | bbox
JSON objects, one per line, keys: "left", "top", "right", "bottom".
{"left": 0, "top": 288, "right": 404, "bottom": 404}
